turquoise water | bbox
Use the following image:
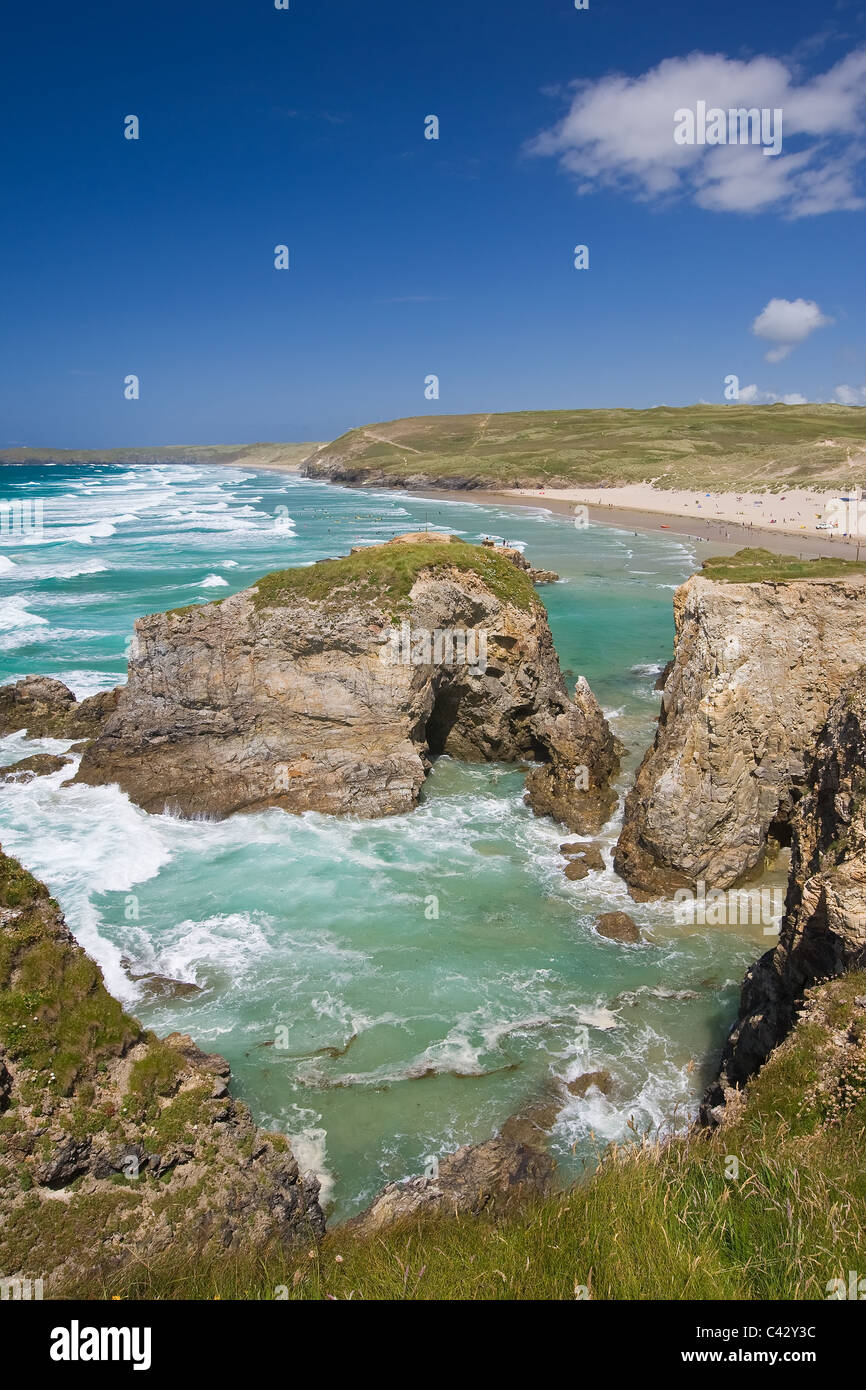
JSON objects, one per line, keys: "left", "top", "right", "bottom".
{"left": 0, "top": 463, "right": 769, "bottom": 1219}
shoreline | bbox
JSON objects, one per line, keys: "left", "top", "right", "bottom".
{"left": 376, "top": 481, "right": 864, "bottom": 562}
{"left": 218, "top": 462, "right": 865, "bottom": 562}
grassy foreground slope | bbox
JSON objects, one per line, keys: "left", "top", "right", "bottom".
{"left": 78, "top": 973, "right": 866, "bottom": 1301}
{"left": 303, "top": 404, "right": 866, "bottom": 493}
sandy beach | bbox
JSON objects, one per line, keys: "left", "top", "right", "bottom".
{"left": 495, "top": 483, "right": 866, "bottom": 561}
{"left": 507, "top": 483, "right": 849, "bottom": 537}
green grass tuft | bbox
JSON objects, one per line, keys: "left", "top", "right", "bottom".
{"left": 701, "top": 547, "right": 866, "bottom": 584}
{"left": 248, "top": 537, "right": 538, "bottom": 614}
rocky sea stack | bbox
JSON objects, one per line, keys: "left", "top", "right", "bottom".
{"left": 74, "top": 533, "right": 618, "bottom": 834}
{"left": 615, "top": 551, "right": 866, "bottom": 899}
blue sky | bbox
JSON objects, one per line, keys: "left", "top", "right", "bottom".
{"left": 1, "top": 0, "right": 865, "bottom": 448}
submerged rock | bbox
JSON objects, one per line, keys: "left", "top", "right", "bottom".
{"left": 0, "top": 753, "right": 71, "bottom": 783}
{"left": 567, "top": 1069, "right": 614, "bottom": 1097}
{"left": 615, "top": 561, "right": 866, "bottom": 898}
{"left": 123, "top": 965, "right": 203, "bottom": 1001}
{"left": 75, "top": 534, "right": 617, "bottom": 833}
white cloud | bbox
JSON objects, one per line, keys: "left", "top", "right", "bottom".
{"left": 735, "top": 384, "right": 811, "bottom": 404}
{"left": 833, "top": 383, "right": 866, "bottom": 405}
{"left": 751, "top": 298, "right": 833, "bottom": 361}
{"left": 527, "top": 47, "right": 866, "bottom": 216}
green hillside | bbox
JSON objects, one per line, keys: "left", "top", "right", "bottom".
{"left": 302, "top": 404, "right": 866, "bottom": 493}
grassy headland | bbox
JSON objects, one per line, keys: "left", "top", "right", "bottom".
{"left": 303, "top": 404, "right": 866, "bottom": 493}
{"left": 0, "top": 442, "right": 320, "bottom": 469}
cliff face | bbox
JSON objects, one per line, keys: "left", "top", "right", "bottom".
{"left": 615, "top": 569, "right": 866, "bottom": 898}
{"left": 0, "top": 849, "right": 323, "bottom": 1289}
{"left": 704, "top": 672, "right": 866, "bottom": 1120}
{"left": 75, "top": 535, "right": 618, "bottom": 834}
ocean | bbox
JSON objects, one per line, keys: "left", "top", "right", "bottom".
{"left": 0, "top": 462, "right": 772, "bottom": 1219}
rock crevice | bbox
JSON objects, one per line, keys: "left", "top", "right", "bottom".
{"left": 703, "top": 671, "right": 866, "bottom": 1121}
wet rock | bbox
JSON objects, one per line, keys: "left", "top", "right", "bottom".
{"left": 561, "top": 841, "right": 604, "bottom": 867}
{"left": 0, "top": 677, "right": 120, "bottom": 740}
{"left": 567, "top": 1069, "right": 614, "bottom": 1097}
{"left": 562, "top": 842, "right": 605, "bottom": 880}
{"left": 653, "top": 660, "right": 674, "bottom": 692}
{"left": 0, "top": 754, "right": 70, "bottom": 783}
{"left": 123, "top": 965, "right": 202, "bottom": 1001}
{"left": 595, "top": 911, "right": 641, "bottom": 943}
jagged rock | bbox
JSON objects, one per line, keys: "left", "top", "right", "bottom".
{"left": 0, "top": 1058, "right": 11, "bottom": 1110}
{"left": 654, "top": 660, "right": 674, "bottom": 692}
{"left": 561, "top": 842, "right": 605, "bottom": 881}
{"left": 703, "top": 671, "right": 866, "bottom": 1122}
{"left": 33, "top": 1137, "right": 93, "bottom": 1189}
{"left": 498, "top": 1094, "right": 562, "bottom": 1148}
{"left": 346, "top": 1127, "right": 556, "bottom": 1234}
{"left": 0, "top": 677, "right": 119, "bottom": 741}
{"left": 75, "top": 535, "right": 617, "bottom": 833}
{"left": 488, "top": 542, "right": 559, "bottom": 585}
{"left": 595, "top": 911, "right": 641, "bottom": 943}
{"left": 561, "top": 841, "right": 604, "bottom": 865}
{"left": 0, "top": 753, "right": 71, "bottom": 783}
{"left": 0, "top": 847, "right": 324, "bottom": 1290}
{"left": 615, "top": 566, "right": 866, "bottom": 898}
